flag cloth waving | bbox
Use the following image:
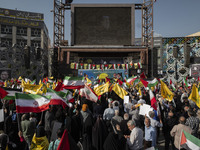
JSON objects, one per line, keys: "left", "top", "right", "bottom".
{"left": 2, "top": 88, "right": 22, "bottom": 100}
{"left": 148, "top": 78, "right": 158, "bottom": 89}
{"left": 188, "top": 84, "right": 200, "bottom": 108}
{"left": 149, "top": 90, "right": 157, "bottom": 110}
{"left": 160, "top": 80, "right": 174, "bottom": 101}
{"left": 46, "top": 88, "right": 71, "bottom": 108}
{"left": 15, "top": 93, "right": 50, "bottom": 113}
{"left": 94, "top": 82, "right": 109, "bottom": 96}
{"left": 183, "top": 77, "right": 189, "bottom": 88}
{"left": 63, "top": 76, "right": 85, "bottom": 89}
{"left": 23, "top": 84, "right": 43, "bottom": 94}
{"left": 80, "top": 84, "right": 98, "bottom": 102}
{"left": 170, "top": 79, "right": 176, "bottom": 91}
{"left": 57, "top": 129, "right": 70, "bottom": 150}
{"left": 127, "top": 76, "right": 137, "bottom": 85}
{"left": 0, "top": 87, "right": 8, "bottom": 99}
{"left": 112, "top": 84, "right": 128, "bottom": 99}
{"left": 30, "top": 133, "right": 49, "bottom": 150}
{"left": 180, "top": 130, "right": 200, "bottom": 150}
{"left": 140, "top": 79, "right": 148, "bottom": 88}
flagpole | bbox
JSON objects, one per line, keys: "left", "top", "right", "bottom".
{"left": 16, "top": 113, "right": 21, "bottom": 131}
{"left": 40, "top": 111, "right": 44, "bottom": 123}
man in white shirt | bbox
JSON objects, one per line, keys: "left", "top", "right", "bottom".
{"left": 125, "top": 120, "right": 143, "bottom": 150}
{"left": 103, "top": 103, "right": 115, "bottom": 121}
{"left": 137, "top": 95, "right": 146, "bottom": 104}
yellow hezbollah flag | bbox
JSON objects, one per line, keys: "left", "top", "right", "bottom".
{"left": 112, "top": 83, "right": 128, "bottom": 99}
{"left": 94, "top": 82, "right": 109, "bottom": 96}
{"left": 30, "top": 134, "right": 49, "bottom": 150}
{"left": 160, "top": 80, "right": 174, "bottom": 101}
{"left": 138, "top": 87, "right": 142, "bottom": 96}
{"left": 135, "top": 81, "right": 143, "bottom": 90}
{"left": 21, "top": 79, "right": 26, "bottom": 87}
{"left": 4, "top": 81, "right": 7, "bottom": 87}
{"left": 39, "top": 80, "right": 42, "bottom": 85}
{"left": 109, "top": 84, "right": 114, "bottom": 92}
{"left": 38, "top": 85, "right": 47, "bottom": 95}
{"left": 52, "top": 82, "right": 56, "bottom": 90}
{"left": 23, "top": 84, "right": 43, "bottom": 94}
{"left": 85, "top": 77, "right": 92, "bottom": 86}
{"left": 46, "top": 83, "right": 50, "bottom": 88}
{"left": 189, "top": 84, "right": 200, "bottom": 108}
{"left": 49, "top": 76, "right": 54, "bottom": 79}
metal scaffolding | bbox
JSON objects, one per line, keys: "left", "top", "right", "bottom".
{"left": 142, "top": 0, "right": 154, "bottom": 48}
{"left": 53, "top": 0, "right": 154, "bottom": 48}
{"left": 53, "top": 0, "right": 65, "bottom": 47}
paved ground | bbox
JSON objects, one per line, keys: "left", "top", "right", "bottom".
{"left": 157, "top": 129, "right": 172, "bottom": 150}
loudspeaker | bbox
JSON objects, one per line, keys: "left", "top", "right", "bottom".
{"left": 184, "top": 42, "right": 191, "bottom": 67}
{"left": 24, "top": 46, "right": 30, "bottom": 69}
{"left": 193, "top": 57, "right": 200, "bottom": 63}
{"left": 173, "top": 46, "right": 178, "bottom": 58}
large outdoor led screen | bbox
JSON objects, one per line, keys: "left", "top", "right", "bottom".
{"left": 71, "top": 4, "right": 135, "bottom": 45}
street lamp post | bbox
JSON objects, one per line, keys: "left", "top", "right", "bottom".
{"left": 173, "top": 45, "right": 179, "bottom": 81}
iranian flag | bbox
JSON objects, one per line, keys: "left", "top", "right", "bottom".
{"left": 61, "top": 89, "right": 75, "bottom": 103}
{"left": 180, "top": 130, "right": 200, "bottom": 150}
{"left": 88, "top": 64, "right": 92, "bottom": 69}
{"left": 149, "top": 89, "right": 157, "bottom": 110}
{"left": 80, "top": 84, "right": 98, "bottom": 102}
{"left": 148, "top": 78, "right": 158, "bottom": 89}
{"left": 63, "top": 76, "right": 85, "bottom": 89}
{"left": 138, "top": 62, "right": 142, "bottom": 69}
{"left": 183, "top": 77, "right": 189, "bottom": 88}
{"left": 170, "top": 79, "right": 176, "bottom": 91}
{"left": 127, "top": 76, "right": 137, "bottom": 85}
{"left": 113, "top": 64, "right": 116, "bottom": 70}
{"left": 15, "top": 93, "right": 50, "bottom": 113}
{"left": 46, "top": 88, "right": 72, "bottom": 108}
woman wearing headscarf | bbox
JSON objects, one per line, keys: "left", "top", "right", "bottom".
{"left": 92, "top": 116, "right": 108, "bottom": 150}
{"left": 103, "top": 124, "right": 127, "bottom": 150}
{"left": 80, "top": 104, "right": 93, "bottom": 150}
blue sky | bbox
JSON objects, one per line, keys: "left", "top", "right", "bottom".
{"left": 1, "top": 0, "right": 200, "bottom": 44}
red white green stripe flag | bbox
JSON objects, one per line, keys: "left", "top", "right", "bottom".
{"left": 113, "top": 64, "right": 116, "bottom": 70}
{"left": 46, "top": 88, "right": 72, "bottom": 108}
{"left": 183, "top": 77, "right": 189, "bottom": 88}
{"left": 170, "top": 79, "right": 176, "bottom": 91}
{"left": 148, "top": 78, "right": 158, "bottom": 89}
{"left": 80, "top": 84, "right": 98, "bottom": 102}
{"left": 60, "top": 89, "right": 75, "bottom": 103}
{"left": 15, "top": 93, "right": 51, "bottom": 113}
{"left": 180, "top": 130, "right": 200, "bottom": 150}
{"left": 127, "top": 76, "right": 137, "bottom": 85}
{"left": 63, "top": 76, "right": 85, "bottom": 89}
{"left": 149, "top": 89, "right": 157, "bottom": 110}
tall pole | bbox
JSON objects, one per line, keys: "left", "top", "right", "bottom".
{"left": 142, "top": 0, "right": 154, "bottom": 77}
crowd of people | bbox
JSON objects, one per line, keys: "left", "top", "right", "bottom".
{"left": 0, "top": 76, "right": 200, "bottom": 150}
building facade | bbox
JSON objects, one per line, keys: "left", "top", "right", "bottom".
{"left": 0, "top": 8, "right": 49, "bottom": 49}
{"left": 54, "top": 4, "right": 150, "bottom": 79}
{"left": 0, "top": 8, "right": 50, "bottom": 80}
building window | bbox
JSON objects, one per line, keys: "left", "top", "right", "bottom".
{"left": 17, "top": 27, "right": 27, "bottom": 36}
{"left": 1, "top": 25, "right": 12, "bottom": 34}
{"left": 1, "top": 38, "right": 12, "bottom": 47}
{"left": 16, "top": 39, "right": 27, "bottom": 48}
{"left": 31, "top": 28, "right": 41, "bottom": 37}
{"left": 31, "top": 40, "right": 41, "bottom": 48}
